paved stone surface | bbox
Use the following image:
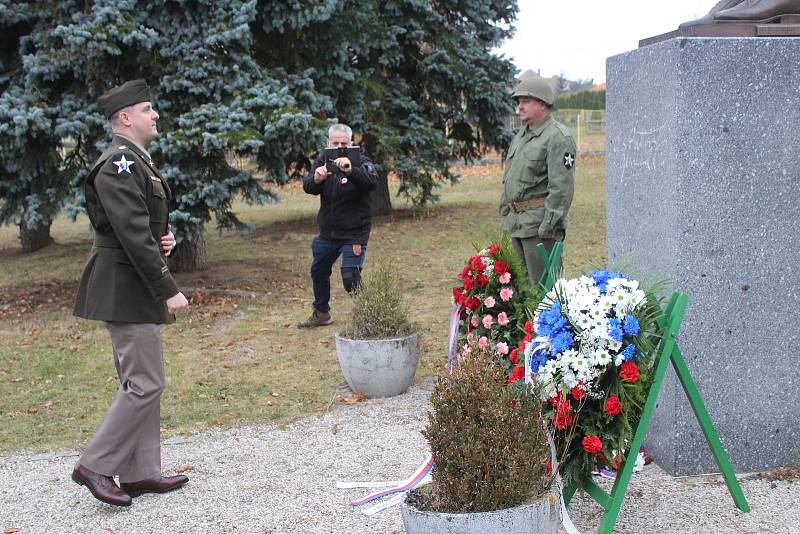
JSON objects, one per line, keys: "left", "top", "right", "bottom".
{"left": 606, "top": 37, "right": 800, "bottom": 476}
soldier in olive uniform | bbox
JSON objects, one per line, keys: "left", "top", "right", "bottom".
{"left": 71, "top": 79, "right": 190, "bottom": 506}
{"left": 499, "top": 75, "right": 576, "bottom": 285}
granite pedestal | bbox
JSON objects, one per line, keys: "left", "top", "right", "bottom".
{"left": 606, "top": 38, "right": 800, "bottom": 476}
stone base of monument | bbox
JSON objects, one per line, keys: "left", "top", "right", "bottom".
{"left": 606, "top": 37, "right": 800, "bottom": 476}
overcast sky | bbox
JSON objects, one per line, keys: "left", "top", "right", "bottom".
{"left": 495, "top": 0, "right": 720, "bottom": 83}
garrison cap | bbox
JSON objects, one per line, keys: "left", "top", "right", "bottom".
{"left": 98, "top": 79, "right": 151, "bottom": 118}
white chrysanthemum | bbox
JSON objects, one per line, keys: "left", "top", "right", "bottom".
{"left": 561, "top": 369, "right": 579, "bottom": 389}
{"left": 594, "top": 349, "right": 613, "bottom": 367}
{"left": 614, "top": 353, "right": 625, "bottom": 366}
{"left": 574, "top": 313, "right": 593, "bottom": 330}
{"left": 570, "top": 353, "right": 590, "bottom": 374}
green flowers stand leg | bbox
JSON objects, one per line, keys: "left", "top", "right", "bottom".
{"left": 559, "top": 292, "right": 750, "bottom": 534}
{"left": 536, "top": 241, "right": 563, "bottom": 290}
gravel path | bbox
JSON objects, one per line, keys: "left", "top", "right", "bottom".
{"left": 1, "top": 382, "right": 798, "bottom": 534}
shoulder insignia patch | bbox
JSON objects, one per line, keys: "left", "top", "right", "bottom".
{"left": 112, "top": 153, "right": 135, "bottom": 176}
{"left": 564, "top": 152, "right": 575, "bottom": 170}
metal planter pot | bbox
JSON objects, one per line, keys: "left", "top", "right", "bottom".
{"left": 334, "top": 331, "right": 421, "bottom": 398}
{"left": 400, "top": 491, "right": 561, "bottom": 534}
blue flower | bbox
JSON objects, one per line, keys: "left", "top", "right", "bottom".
{"left": 551, "top": 330, "right": 575, "bottom": 354}
{"left": 591, "top": 269, "right": 610, "bottom": 292}
{"left": 537, "top": 302, "right": 566, "bottom": 337}
{"left": 621, "top": 344, "right": 637, "bottom": 361}
{"left": 608, "top": 317, "right": 623, "bottom": 342}
{"left": 623, "top": 315, "right": 640, "bottom": 337}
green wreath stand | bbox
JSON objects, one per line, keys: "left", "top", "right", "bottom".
{"left": 536, "top": 243, "right": 750, "bottom": 534}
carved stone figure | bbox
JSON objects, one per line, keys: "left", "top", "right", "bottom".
{"left": 680, "top": 0, "right": 744, "bottom": 28}
{"left": 681, "top": 0, "right": 800, "bottom": 27}
{"left": 715, "top": 0, "right": 800, "bottom": 21}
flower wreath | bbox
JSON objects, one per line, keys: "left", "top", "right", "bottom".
{"left": 525, "top": 269, "right": 664, "bottom": 486}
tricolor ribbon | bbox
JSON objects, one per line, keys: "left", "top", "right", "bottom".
{"left": 547, "top": 431, "right": 582, "bottom": 534}
{"left": 447, "top": 303, "right": 463, "bottom": 373}
{"left": 337, "top": 455, "right": 433, "bottom": 516}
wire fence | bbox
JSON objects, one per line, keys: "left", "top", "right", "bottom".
{"left": 508, "top": 109, "right": 606, "bottom": 154}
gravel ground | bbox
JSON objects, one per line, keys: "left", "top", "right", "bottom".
{"left": 1, "top": 381, "right": 798, "bottom": 534}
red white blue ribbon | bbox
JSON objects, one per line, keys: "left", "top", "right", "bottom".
{"left": 447, "top": 303, "right": 463, "bottom": 373}
{"left": 337, "top": 455, "right": 433, "bottom": 515}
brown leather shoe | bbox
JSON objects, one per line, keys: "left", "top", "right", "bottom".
{"left": 297, "top": 308, "right": 333, "bottom": 328}
{"left": 71, "top": 464, "right": 132, "bottom": 507}
{"left": 120, "top": 474, "right": 189, "bottom": 497}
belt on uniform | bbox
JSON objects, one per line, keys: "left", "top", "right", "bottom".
{"left": 508, "top": 196, "right": 546, "bottom": 213}
{"left": 94, "top": 233, "right": 122, "bottom": 248}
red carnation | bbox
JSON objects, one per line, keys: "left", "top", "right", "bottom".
{"left": 465, "top": 296, "right": 480, "bottom": 310}
{"left": 553, "top": 399, "right": 574, "bottom": 429}
{"left": 488, "top": 244, "right": 501, "bottom": 257}
{"left": 452, "top": 287, "right": 465, "bottom": 305}
{"left": 470, "top": 256, "right": 485, "bottom": 271}
{"left": 571, "top": 383, "right": 586, "bottom": 401}
{"left": 619, "top": 361, "right": 640, "bottom": 382}
{"left": 493, "top": 259, "right": 509, "bottom": 275}
{"left": 508, "top": 365, "right": 525, "bottom": 384}
{"left": 613, "top": 455, "right": 623, "bottom": 470}
{"left": 476, "top": 274, "right": 489, "bottom": 288}
{"left": 463, "top": 276, "right": 475, "bottom": 292}
{"left": 524, "top": 320, "right": 535, "bottom": 335}
{"left": 509, "top": 348, "right": 519, "bottom": 365}
{"left": 458, "top": 265, "right": 470, "bottom": 280}
{"left": 605, "top": 395, "right": 623, "bottom": 416}
{"left": 582, "top": 435, "right": 603, "bottom": 454}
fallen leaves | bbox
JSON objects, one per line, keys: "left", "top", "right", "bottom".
{"left": 341, "top": 393, "right": 365, "bottom": 405}
{"left": 175, "top": 464, "right": 193, "bottom": 473}
{"left": 5, "top": 528, "right": 23, "bottom": 534}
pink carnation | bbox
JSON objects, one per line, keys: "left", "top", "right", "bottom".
{"left": 478, "top": 336, "right": 489, "bottom": 348}
{"left": 499, "top": 272, "right": 512, "bottom": 284}
{"left": 470, "top": 315, "right": 479, "bottom": 328}
{"left": 497, "top": 312, "right": 510, "bottom": 326}
{"left": 497, "top": 342, "right": 509, "bottom": 355}
{"left": 483, "top": 296, "right": 496, "bottom": 308}
{"left": 482, "top": 314, "right": 493, "bottom": 329}
{"left": 499, "top": 287, "right": 514, "bottom": 302}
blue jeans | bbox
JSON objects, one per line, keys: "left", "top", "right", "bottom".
{"left": 310, "top": 236, "right": 367, "bottom": 313}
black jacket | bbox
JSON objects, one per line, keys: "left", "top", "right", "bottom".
{"left": 302, "top": 147, "right": 379, "bottom": 244}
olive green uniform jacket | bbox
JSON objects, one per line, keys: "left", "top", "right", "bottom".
{"left": 73, "top": 135, "right": 178, "bottom": 324}
{"left": 499, "top": 115, "right": 577, "bottom": 238}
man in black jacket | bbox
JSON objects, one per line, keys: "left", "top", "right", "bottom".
{"left": 298, "top": 123, "right": 379, "bottom": 328}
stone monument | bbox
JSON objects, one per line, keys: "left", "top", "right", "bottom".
{"left": 605, "top": 26, "right": 800, "bottom": 474}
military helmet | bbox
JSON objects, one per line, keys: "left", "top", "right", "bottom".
{"left": 511, "top": 76, "right": 555, "bottom": 106}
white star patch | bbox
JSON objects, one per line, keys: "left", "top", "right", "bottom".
{"left": 563, "top": 152, "right": 575, "bottom": 169}
{"left": 113, "top": 155, "right": 134, "bottom": 174}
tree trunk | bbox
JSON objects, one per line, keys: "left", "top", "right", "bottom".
{"left": 169, "top": 229, "right": 207, "bottom": 272}
{"left": 373, "top": 167, "right": 392, "bottom": 216}
{"left": 19, "top": 219, "right": 54, "bottom": 253}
